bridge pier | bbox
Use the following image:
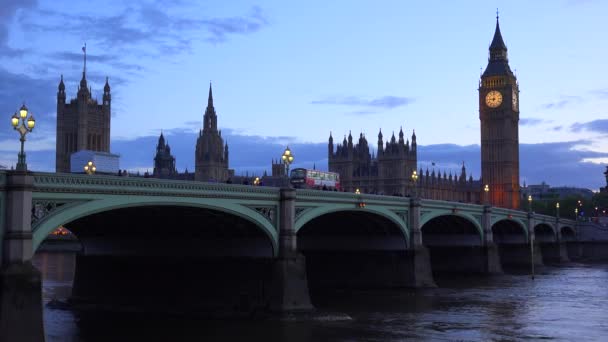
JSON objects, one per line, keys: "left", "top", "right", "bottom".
{"left": 409, "top": 199, "right": 436, "bottom": 287}
{"left": 483, "top": 207, "right": 503, "bottom": 274}
{"left": 0, "top": 172, "right": 45, "bottom": 342}
{"left": 269, "top": 188, "right": 313, "bottom": 312}
{"left": 485, "top": 242, "right": 503, "bottom": 274}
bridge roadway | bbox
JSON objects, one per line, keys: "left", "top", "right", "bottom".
{"left": 0, "top": 170, "right": 604, "bottom": 341}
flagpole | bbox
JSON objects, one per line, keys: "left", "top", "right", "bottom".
{"left": 83, "top": 43, "right": 87, "bottom": 75}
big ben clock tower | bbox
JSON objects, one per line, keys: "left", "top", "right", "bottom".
{"left": 479, "top": 15, "right": 520, "bottom": 209}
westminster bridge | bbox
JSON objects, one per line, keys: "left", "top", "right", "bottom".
{"left": 1, "top": 170, "right": 607, "bottom": 341}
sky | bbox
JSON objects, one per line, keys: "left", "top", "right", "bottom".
{"left": 1, "top": 0, "right": 607, "bottom": 189}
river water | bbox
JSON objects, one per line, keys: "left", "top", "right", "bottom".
{"left": 34, "top": 252, "right": 608, "bottom": 342}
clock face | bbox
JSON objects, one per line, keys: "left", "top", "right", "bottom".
{"left": 512, "top": 91, "right": 518, "bottom": 110}
{"left": 485, "top": 90, "right": 503, "bottom": 108}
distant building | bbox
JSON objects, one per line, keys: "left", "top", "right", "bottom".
{"left": 149, "top": 133, "right": 194, "bottom": 181}
{"left": 56, "top": 53, "right": 111, "bottom": 173}
{"left": 195, "top": 84, "right": 233, "bottom": 182}
{"left": 260, "top": 158, "right": 290, "bottom": 187}
{"left": 328, "top": 130, "right": 480, "bottom": 202}
{"left": 70, "top": 150, "right": 120, "bottom": 174}
{"left": 521, "top": 182, "right": 593, "bottom": 201}
{"left": 153, "top": 132, "right": 177, "bottom": 178}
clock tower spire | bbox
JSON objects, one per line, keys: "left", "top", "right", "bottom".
{"left": 479, "top": 15, "right": 520, "bottom": 209}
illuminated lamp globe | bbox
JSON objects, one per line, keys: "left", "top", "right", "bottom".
{"left": 27, "top": 115, "right": 35, "bottom": 129}
{"left": 19, "top": 104, "right": 28, "bottom": 119}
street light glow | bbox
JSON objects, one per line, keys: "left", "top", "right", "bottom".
{"left": 19, "top": 104, "right": 28, "bottom": 119}
{"left": 10, "top": 103, "right": 35, "bottom": 171}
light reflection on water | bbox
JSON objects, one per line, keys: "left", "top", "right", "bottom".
{"left": 33, "top": 252, "right": 608, "bottom": 342}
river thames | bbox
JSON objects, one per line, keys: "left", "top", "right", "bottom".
{"left": 35, "top": 252, "right": 608, "bottom": 341}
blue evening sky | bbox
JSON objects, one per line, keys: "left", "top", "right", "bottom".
{"left": 1, "top": 0, "right": 607, "bottom": 189}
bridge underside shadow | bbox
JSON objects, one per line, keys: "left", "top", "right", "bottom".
{"left": 535, "top": 224, "right": 563, "bottom": 264}
{"left": 297, "top": 211, "right": 411, "bottom": 294}
{"left": 421, "top": 215, "right": 487, "bottom": 276}
{"left": 61, "top": 205, "right": 274, "bottom": 314}
{"left": 492, "top": 220, "right": 538, "bottom": 270}
{"left": 561, "top": 227, "right": 579, "bottom": 260}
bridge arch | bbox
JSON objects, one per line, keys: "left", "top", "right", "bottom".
{"left": 492, "top": 219, "right": 528, "bottom": 244}
{"left": 420, "top": 212, "right": 483, "bottom": 239}
{"left": 295, "top": 205, "right": 409, "bottom": 244}
{"left": 32, "top": 196, "right": 278, "bottom": 256}
{"left": 560, "top": 226, "right": 576, "bottom": 241}
{"left": 419, "top": 213, "right": 484, "bottom": 275}
{"left": 534, "top": 223, "right": 557, "bottom": 243}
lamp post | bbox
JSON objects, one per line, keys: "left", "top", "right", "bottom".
{"left": 10, "top": 104, "right": 36, "bottom": 172}
{"left": 556, "top": 202, "right": 560, "bottom": 219}
{"left": 253, "top": 176, "right": 260, "bottom": 186}
{"left": 575, "top": 208, "right": 578, "bottom": 221}
{"left": 528, "top": 195, "right": 532, "bottom": 213}
{"left": 281, "top": 146, "right": 294, "bottom": 177}
{"left": 411, "top": 170, "right": 418, "bottom": 198}
{"left": 84, "top": 161, "right": 96, "bottom": 175}
{"left": 484, "top": 184, "right": 490, "bottom": 205}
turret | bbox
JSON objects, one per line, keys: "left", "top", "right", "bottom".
{"left": 57, "top": 75, "right": 66, "bottom": 103}
{"left": 224, "top": 142, "right": 229, "bottom": 163}
{"left": 157, "top": 132, "right": 166, "bottom": 152}
{"left": 103, "top": 77, "right": 111, "bottom": 105}
{"left": 460, "top": 162, "right": 467, "bottom": 182}
{"left": 411, "top": 130, "right": 417, "bottom": 150}
{"left": 328, "top": 131, "right": 334, "bottom": 156}
{"left": 203, "top": 82, "right": 217, "bottom": 132}
{"left": 398, "top": 127, "right": 404, "bottom": 145}
{"left": 377, "top": 129, "right": 383, "bottom": 155}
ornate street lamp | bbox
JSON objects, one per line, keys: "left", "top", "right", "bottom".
{"left": 528, "top": 195, "right": 532, "bottom": 213}
{"left": 556, "top": 202, "right": 560, "bottom": 219}
{"left": 575, "top": 207, "right": 578, "bottom": 221}
{"left": 10, "top": 104, "right": 36, "bottom": 171}
{"left": 84, "top": 161, "right": 96, "bottom": 175}
{"left": 355, "top": 188, "right": 361, "bottom": 195}
{"left": 253, "top": 176, "right": 260, "bottom": 186}
{"left": 484, "top": 184, "right": 490, "bottom": 205}
{"left": 281, "top": 146, "right": 294, "bottom": 176}
{"left": 411, "top": 170, "right": 418, "bottom": 198}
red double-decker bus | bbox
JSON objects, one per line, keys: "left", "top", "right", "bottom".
{"left": 290, "top": 168, "right": 341, "bottom": 190}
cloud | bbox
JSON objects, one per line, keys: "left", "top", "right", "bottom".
{"left": 311, "top": 95, "right": 414, "bottom": 109}
{"left": 200, "top": 6, "right": 270, "bottom": 43}
{"left": 347, "top": 110, "right": 377, "bottom": 116}
{"left": 0, "top": 68, "right": 57, "bottom": 139}
{"left": 519, "top": 117, "right": 545, "bottom": 126}
{"left": 26, "top": 4, "right": 269, "bottom": 55}
{"left": 570, "top": 119, "right": 608, "bottom": 133}
{"left": 541, "top": 95, "right": 582, "bottom": 109}
{"left": 0, "top": 0, "right": 37, "bottom": 57}
{"left": 591, "top": 89, "right": 608, "bottom": 99}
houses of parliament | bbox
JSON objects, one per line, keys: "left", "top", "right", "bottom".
{"left": 55, "top": 16, "right": 520, "bottom": 209}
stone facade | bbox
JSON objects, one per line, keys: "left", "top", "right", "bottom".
{"left": 328, "top": 130, "right": 480, "bottom": 202}
{"left": 328, "top": 129, "right": 417, "bottom": 196}
{"left": 55, "top": 68, "right": 111, "bottom": 173}
{"left": 479, "top": 17, "right": 520, "bottom": 209}
{"left": 195, "top": 84, "right": 232, "bottom": 182}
